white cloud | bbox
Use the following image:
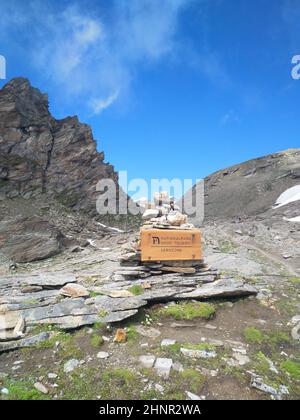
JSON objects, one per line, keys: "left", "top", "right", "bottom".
{"left": 0, "top": 0, "right": 193, "bottom": 114}
{"left": 90, "top": 91, "right": 120, "bottom": 115}
{"left": 220, "top": 110, "right": 240, "bottom": 125}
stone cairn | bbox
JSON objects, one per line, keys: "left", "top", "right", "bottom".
{"left": 117, "top": 191, "right": 219, "bottom": 280}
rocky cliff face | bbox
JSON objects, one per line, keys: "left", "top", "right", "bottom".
{"left": 0, "top": 78, "right": 118, "bottom": 211}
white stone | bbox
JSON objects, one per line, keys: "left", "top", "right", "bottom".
{"left": 161, "top": 339, "right": 176, "bottom": 347}
{"left": 97, "top": 352, "right": 109, "bottom": 359}
{"left": 48, "top": 373, "right": 58, "bottom": 379}
{"left": 154, "top": 358, "right": 173, "bottom": 379}
{"left": 1, "top": 388, "right": 9, "bottom": 395}
{"left": 291, "top": 323, "right": 300, "bottom": 340}
{"left": 139, "top": 355, "right": 156, "bottom": 369}
{"left": 34, "top": 382, "right": 48, "bottom": 394}
{"left": 63, "top": 359, "right": 80, "bottom": 373}
{"left": 232, "top": 353, "right": 250, "bottom": 366}
{"left": 186, "top": 391, "right": 202, "bottom": 400}
{"left": 291, "top": 315, "right": 300, "bottom": 325}
{"left": 167, "top": 212, "right": 187, "bottom": 226}
{"left": 142, "top": 209, "right": 159, "bottom": 220}
{"left": 155, "top": 384, "right": 164, "bottom": 393}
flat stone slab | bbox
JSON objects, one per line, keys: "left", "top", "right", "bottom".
{"left": 175, "top": 278, "right": 257, "bottom": 299}
{"left": 0, "top": 265, "right": 257, "bottom": 345}
{"left": 154, "top": 358, "right": 173, "bottom": 379}
{"left": 0, "top": 273, "right": 76, "bottom": 288}
{"left": 0, "top": 332, "right": 50, "bottom": 352}
{"left": 161, "top": 339, "right": 176, "bottom": 347}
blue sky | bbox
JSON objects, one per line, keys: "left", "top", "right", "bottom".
{"left": 0, "top": 0, "right": 299, "bottom": 195}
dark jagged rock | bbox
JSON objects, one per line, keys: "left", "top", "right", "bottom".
{"left": 0, "top": 78, "right": 118, "bottom": 211}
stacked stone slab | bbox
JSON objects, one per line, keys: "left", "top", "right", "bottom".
{"left": 119, "top": 191, "right": 215, "bottom": 278}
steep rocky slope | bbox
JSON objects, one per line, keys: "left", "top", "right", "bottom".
{"left": 0, "top": 78, "right": 118, "bottom": 211}
{"left": 197, "top": 149, "right": 300, "bottom": 223}
{"left": 0, "top": 78, "right": 136, "bottom": 263}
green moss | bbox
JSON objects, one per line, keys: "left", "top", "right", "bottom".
{"left": 2, "top": 379, "right": 50, "bottom": 400}
{"left": 93, "top": 321, "right": 106, "bottom": 331}
{"left": 90, "top": 333, "right": 104, "bottom": 348}
{"left": 254, "top": 352, "right": 273, "bottom": 376}
{"left": 89, "top": 291, "right": 102, "bottom": 298}
{"left": 128, "top": 285, "right": 144, "bottom": 296}
{"left": 244, "top": 326, "right": 291, "bottom": 349}
{"left": 100, "top": 368, "right": 140, "bottom": 399}
{"left": 289, "top": 277, "right": 300, "bottom": 284}
{"left": 161, "top": 342, "right": 216, "bottom": 359}
{"left": 98, "top": 309, "right": 108, "bottom": 318}
{"left": 281, "top": 360, "right": 300, "bottom": 380}
{"left": 35, "top": 331, "right": 83, "bottom": 360}
{"left": 267, "top": 331, "right": 290, "bottom": 346}
{"left": 183, "top": 342, "right": 216, "bottom": 351}
{"left": 243, "top": 327, "right": 265, "bottom": 344}
{"left": 23, "top": 298, "right": 39, "bottom": 305}
{"left": 179, "top": 369, "right": 205, "bottom": 393}
{"left": 158, "top": 302, "right": 215, "bottom": 321}
{"left": 57, "top": 368, "right": 99, "bottom": 400}
{"left": 126, "top": 326, "right": 139, "bottom": 342}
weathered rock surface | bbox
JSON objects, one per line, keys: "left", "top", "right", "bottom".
{"left": 0, "top": 78, "right": 119, "bottom": 212}
{"left": 0, "top": 332, "right": 49, "bottom": 352}
{"left": 187, "top": 148, "right": 300, "bottom": 224}
{"left": 0, "top": 216, "right": 64, "bottom": 263}
{"left": 175, "top": 278, "right": 257, "bottom": 299}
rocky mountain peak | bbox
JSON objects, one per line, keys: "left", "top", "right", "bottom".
{"left": 0, "top": 78, "right": 118, "bottom": 211}
{"left": 0, "top": 77, "right": 50, "bottom": 127}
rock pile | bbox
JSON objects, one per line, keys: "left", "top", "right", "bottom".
{"left": 140, "top": 191, "right": 191, "bottom": 230}
{"left": 112, "top": 191, "right": 257, "bottom": 301}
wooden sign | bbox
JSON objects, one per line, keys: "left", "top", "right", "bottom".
{"left": 140, "top": 228, "right": 202, "bottom": 261}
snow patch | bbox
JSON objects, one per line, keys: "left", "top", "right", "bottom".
{"left": 97, "top": 222, "right": 124, "bottom": 233}
{"left": 283, "top": 216, "right": 300, "bottom": 223}
{"left": 273, "top": 185, "right": 300, "bottom": 209}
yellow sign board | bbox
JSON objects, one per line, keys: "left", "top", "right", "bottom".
{"left": 140, "top": 228, "right": 202, "bottom": 261}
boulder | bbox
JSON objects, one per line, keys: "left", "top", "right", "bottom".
{"left": 175, "top": 278, "right": 257, "bottom": 299}
{"left": 0, "top": 216, "right": 64, "bottom": 263}
{"left": 60, "top": 283, "right": 89, "bottom": 298}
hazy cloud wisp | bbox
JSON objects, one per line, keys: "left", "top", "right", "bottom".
{"left": 0, "top": 0, "right": 192, "bottom": 114}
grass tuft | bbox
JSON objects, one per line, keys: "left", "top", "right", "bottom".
{"left": 158, "top": 302, "right": 215, "bottom": 321}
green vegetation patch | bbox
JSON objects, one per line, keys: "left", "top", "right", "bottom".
{"left": 243, "top": 327, "right": 264, "bottom": 344}
{"left": 35, "top": 330, "right": 83, "bottom": 359}
{"left": 128, "top": 285, "right": 144, "bottom": 296}
{"left": 2, "top": 379, "right": 51, "bottom": 400}
{"left": 158, "top": 302, "right": 216, "bottom": 321}
{"left": 289, "top": 277, "right": 300, "bottom": 285}
{"left": 90, "top": 333, "right": 104, "bottom": 348}
{"left": 100, "top": 368, "right": 141, "bottom": 400}
{"left": 126, "top": 325, "right": 139, "bottom": 343}
{"left": 179, "top": 369, "right": 205, "bottom": 394}
{"left": 281, "top": 360, "right": 300, "bottom": 380}
{"left": 244, "top": 327, "right": 291, "bottom": 349}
